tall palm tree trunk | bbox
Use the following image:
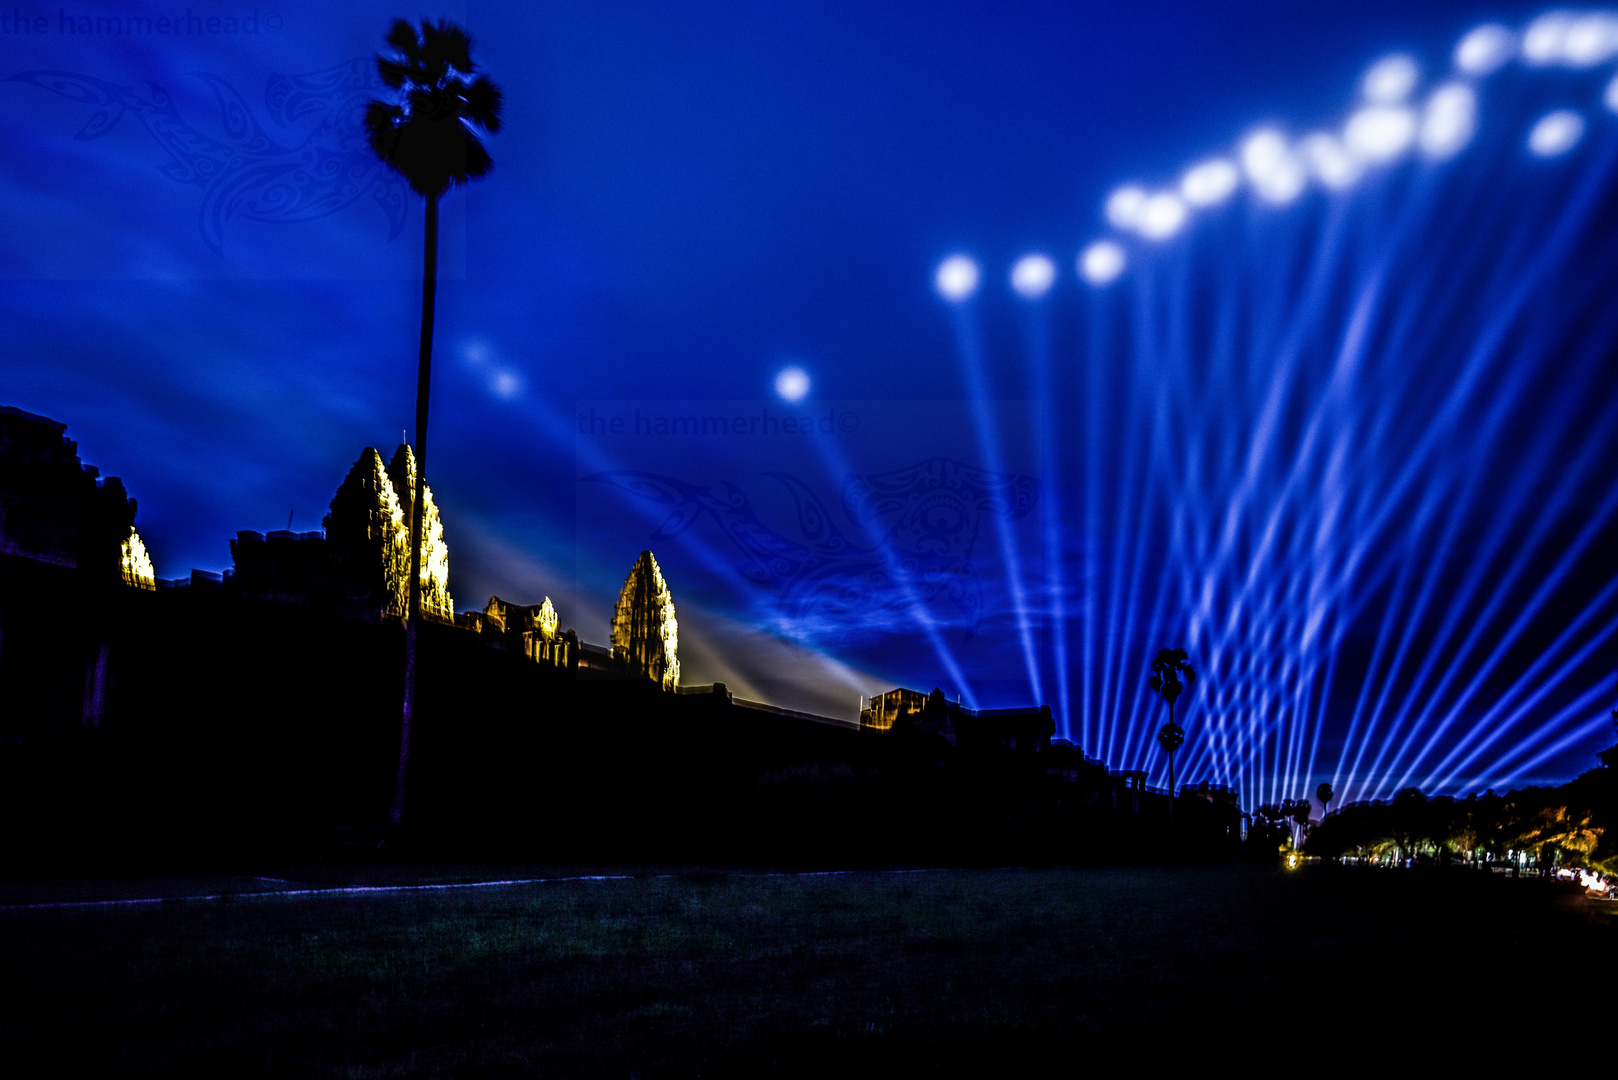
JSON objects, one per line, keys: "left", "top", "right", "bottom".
{"left": 1167, "top": 699, "right": 1175, "bottom": 834}
{"left": 391, "top": 193, "right": 438, "bottom": 830}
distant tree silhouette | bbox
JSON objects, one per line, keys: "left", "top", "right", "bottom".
{"left": 366, "top": 17, "right": 503, "bottom": 830}
{"left": 1316, "top": 780, "right": 1333, "bottom": 821}
{"left": 1389, "top": 787, "right": 1429, "bottom": 863}
{"left": 1282, "top": 797, "right": 1312, "bottom": 849}
{"left": 1248, "top": 803, "right": 1291, "bottom": 859}
{"left": 1149, "top": 647, "right": 1194, "bottom": 831}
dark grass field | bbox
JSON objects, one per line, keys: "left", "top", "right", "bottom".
{"left": 2, "top": 864, "right": 1612, "bottom": 1076}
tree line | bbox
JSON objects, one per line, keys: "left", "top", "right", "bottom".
{"left": 1297, "top": 751, "right": 1615, "bottom": 873}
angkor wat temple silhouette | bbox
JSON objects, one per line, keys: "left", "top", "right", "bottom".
{"left": 0, "top": 404, "right": 1241, "bottom": 866}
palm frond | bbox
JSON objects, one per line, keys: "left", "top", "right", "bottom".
{"left": 421, "top": 19, "right": 474, "bottom": 77}
{"left": 461, "top": 136, "right": 494, "bottom": 181}
{"left": 464, "top": 75, "right": 503, "bottom": 133}
{"left": 376, "top": 57, "right": 412, "bottom": 90}
{"left": 383, "top": 18, "right": 419, "bottom": 61}
{"left": 367, "top": 17, "right": 502, "bottom": 196}
{"left": 364, "top": 100, "right": 403, "bottom": 159}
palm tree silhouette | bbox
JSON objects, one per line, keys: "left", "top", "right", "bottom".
{"left": 1282, "top": 797, "right": 1312, "bottom": 850}
{"left": 365, "top": 17, "right": 503, "bottom": 830}
{"left": 1316, "top": 780, "right": 1334, "bottom": 822}
{"left": 1149, "top": 647, "right": 1194, "bottom": 832}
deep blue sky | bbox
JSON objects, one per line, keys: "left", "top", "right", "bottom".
{"left": 2, "top": 0, "right": 1613, "bottom": 803}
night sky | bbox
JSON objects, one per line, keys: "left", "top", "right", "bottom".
{"left": 2, "top": 0, "right": 1614, "bottom": 806}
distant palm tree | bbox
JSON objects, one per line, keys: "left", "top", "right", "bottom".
{"left": 1282, "top": 797, "right": 1312, "bottom": 850}
{"left": 366, "top": 17, "right": 503, "bottom": 830}
{"left": 1316, "top": 780, "right": 1334, "bottom": 822}
{"left": 1149, "top": 647, "right": 1194, "bottom": 832}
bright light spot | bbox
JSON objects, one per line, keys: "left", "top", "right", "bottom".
{"left": 775, "top": 366, "right": 810, "bottom": 402}
{"left": 463, "top": 340, "right": 523, "bottom": 399}
{"left": 1606, "top": 72, "right": 1618, "bottom": 113}
{"left": 1362, "top": 54, "right": 1420, "bottom": 103}
{"left": 1137, "top": 192, "right": 1188, "bottom": 239}
{"left": 1523, "top": 12, "right": 1572, "bottom": 65}
{"left": 1563, "top": 13, "right": 1618, "bottom": 66}
{"left": 1300, "top": 133, "right": 1361, "bottom": 189}
{"left": 1419, "top": 83, "right": 1477, "bottom": 158}
{"left": 1527, "top": 109, "right": 1585, "bottom": 156}
{"left": 1010, "top": 253, "right": 1057, "bottom": 299}
{"left": 1180, "top": 158, "right": 1239, "bottom": 206}
{"left": 1105, "top": 185, "right": 1148, "bottom": 229}
{"left": 1241, "top": 129, "right": 1306, "bottom": 204}
{"left": 1344, "top": 105, "right": 1417, "bottom": 162}
{"left": 934, "top": 255, "right": 980, "bottom": 301}
{"left": 490, "top": 370, "right": 524, "bottom": 400}
{"left": 1079, "top": 241, "right": 1125, "bottom": 286}
{"left": 1455, "top": 23, "right": 1516, "bottom": 75}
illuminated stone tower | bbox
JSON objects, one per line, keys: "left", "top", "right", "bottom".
{"left": 322, "top": 446, "right": 453, "bottom": 621}
{"left": 611, "top": 550, "right": 679, "bottom": 690}
{"left": 386, "top": 444, "right": 454, "bottom": 622}
{"left": 120, "top": 531, "right": 155, "bottom": 590}
{"left": 324, "top": 447, "right": 410, "bottom": 616}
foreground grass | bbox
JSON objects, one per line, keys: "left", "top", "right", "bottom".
{"left": 2, "top": 865, "right": 1611, "bottom": 1075}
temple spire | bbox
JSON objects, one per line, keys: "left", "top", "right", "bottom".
{"left": 611, "top": 550, "right": 679, "bottom": 690}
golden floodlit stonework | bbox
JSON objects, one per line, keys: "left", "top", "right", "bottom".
{"left": 612, "top": 550, "right": 679, "bottom": 690}
{"left": 119, "top": 529, "right": 155, "bottom": 590}
{"left": 387, "top": 445, "right": 453, "bottom": 622}
{"left": 324, "top": 446, "right": 453, "bottom": 621}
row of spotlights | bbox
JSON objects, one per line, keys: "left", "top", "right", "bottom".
{"left": 1077, "top": 15, "right": 1618, "bottom": 275}
{"left": 933, "top": 15, "right": 1618, "bottom": 300}
{"left": 935, "top": 245, "right": 1128, "bottom": 303}
{"left": 1107, "top": 76, "right": 1489, "bottom": 241}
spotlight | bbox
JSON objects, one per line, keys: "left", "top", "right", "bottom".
{"left": 1527, "top": 110, "right": 1585, "bottom": 157}
{"left": 1079, "top": 241, "right": 1125, "bottom": 286}
{"left": 1522, "top": 12, "right": 1572, "bottom": 66}
{"left": 774, "top": 365, "right": 810, "bottom": 402}
{"left": 1010, "top": 254, "right": 1057, "bottom": 299}
{"left": 1241, "top": 129, "right": 1306, "bottom": 204}
{"left": 1105, "top": 185, "right": 1148, "bottom": 230}
{"left": 490, "top": 370, "right": 524, "bottom": 400}
{"left": 1345, "top": 105, "right": 1417, "bottom": 162}
{"left": 935, "top": 255, "right": 981, "bottom": 301}
{"left": 1137, "top": 192, "right": 1188, "bottom": 239}
{"left": 1362, "top": 54, "right": 1420, "bottom": 103}
{"left": 1300, "top": 133, "right": 1362, "bottom": 189}
{"left": 1454, "top": 24, "right": 1515, "bottom": 76}
{"left": 1606, "top": 72, "right": 1618, "bottom": 113}
{"left": 1419, "top": 83, "right": 1477, "bottom": 159}
{"left": 1562, "top": 13, "right": 1618, "bottom": 67}
{"left": 1180, "top": 158, "right": 1239, "bottom": 206}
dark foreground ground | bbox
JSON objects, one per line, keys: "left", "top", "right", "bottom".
{"left": 2, "top": 863, "right": 1612, "bottom": 1076}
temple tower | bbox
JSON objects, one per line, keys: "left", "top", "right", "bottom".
{"left": 323, "top": 447, "right": 410, "bottom": 616}
{"left": 322, "top": 446, "right": 453, "bottom": 621}
{"left": 611, "top": 550, "right": 679, "bottom": 690}
{"left": 386, "top": 444, "right": 454, "bottom": 621}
